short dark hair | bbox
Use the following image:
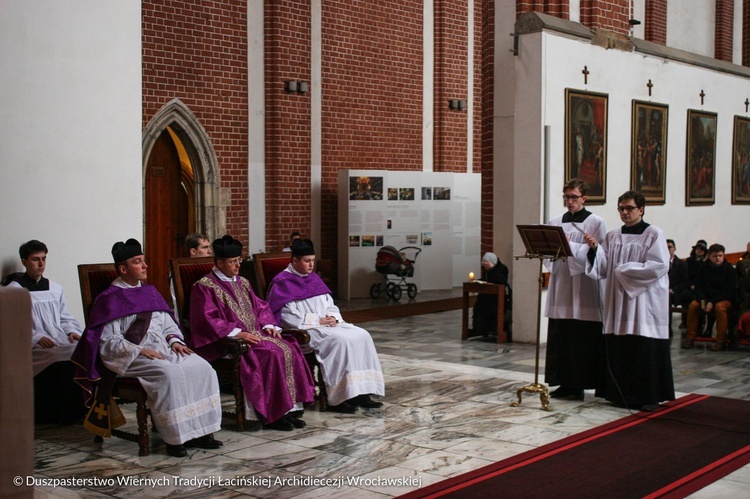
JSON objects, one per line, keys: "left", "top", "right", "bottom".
{"left": 708, "top": 243, "right": 725, "bottom": 255}
{"left": 618, "top": 190, "right": 646, "bottom": 209}
{"left": 563, "top": 178, "right": 588, "bottom": 196}
{"left": 185, "top": 233, "right": 208, "bottom": 251}
{"left": 19, "top": 240, "right": 48, "bottom": 260}
{"left": 666, "top": 239, "right": 675, "bottom": 247}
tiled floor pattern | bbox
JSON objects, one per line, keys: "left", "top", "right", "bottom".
{"left": 31, "top": 309, "right": 750, "bottom": 498}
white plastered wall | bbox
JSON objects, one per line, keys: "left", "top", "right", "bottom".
{"left": 0, "top": 0, "right": 142, "bottom": 323}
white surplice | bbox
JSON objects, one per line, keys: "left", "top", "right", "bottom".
{"left": 545, "top": 213, "right": 607, "bottom": 321}
{"left": 98, "top": 278, "right": 222, "bottom": 445}
{"left": 278, "top": 270, "right": 385, "bottom": 406}
{"left": 586, "top": 225, "right": 670, "bottom": 339}
{"left": 8, "top": 279, "right": 82, "bottom": 376}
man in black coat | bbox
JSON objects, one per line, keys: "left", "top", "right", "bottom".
{"left": 667, "top": 239, "right": 690, "bottom": 333}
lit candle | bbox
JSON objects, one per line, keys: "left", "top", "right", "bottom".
{"left": 469, "top": 272, "right": 475, "bottom": 281}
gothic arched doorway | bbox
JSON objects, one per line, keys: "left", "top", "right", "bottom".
{"left": 142, "top": 99, "right": 222, "bottom": 304}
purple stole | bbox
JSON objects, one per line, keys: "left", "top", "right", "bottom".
{"left": 71, "top": 284, "right": 174, "bottom": 436}
{"left": 267, "top": 269, "right": 332, "bottom": 323}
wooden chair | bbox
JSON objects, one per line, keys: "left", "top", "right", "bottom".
{"left": 252, "top": 251, "right": 329, "bottom": 410}
{"left": 170, "top": 256, "right": 313, "bottom": 427}
{"left": 78, "top": 263, "right": 151, "bottom": 456}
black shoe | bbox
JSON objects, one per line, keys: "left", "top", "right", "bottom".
{"left": 353, "top": 395, "right": 383, "bottom": 408}
{"left": 166, "top": 444, "right": 187, "bottom": 457}
{"left": 328, "top": 402, "right": 358, "bottom": 414}
{"left": 265, "top": 419, "right": 294, "bottom": 431}
{"left": 284, "top": 415, "right": 306, "bottom": 428}
{"left": 640, "top": 404, "right": 660, "bottom": 412}
{"left": 567, "top": 389, "right": 584, "bottom": 401}
{"left": 184, "top": 434, "right": 223, "bottom": 449}
{"left": 549, "top": 386, "right": 570, "bottom": 399}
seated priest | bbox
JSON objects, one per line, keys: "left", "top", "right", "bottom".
{"left": 267, "top": 238, "right": 385, "bottom": 413}
{"left": 72, "top": 239, "right": 223, "bottom": 457}
{"left": 189, "top": 235, "right": 315, "bottom": 431}
{"left": 4, "top": 239, "right": 87, "bottom": 424}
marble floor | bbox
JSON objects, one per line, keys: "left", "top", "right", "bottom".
{"left": 32, "top": 310, "right": 750, "bottom": 498}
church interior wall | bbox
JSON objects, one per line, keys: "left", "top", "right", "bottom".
{"left": 0, "top": 0, "right": 142, "bottom": 323}
{"left": 507, "top": 24, "right": 750, "bottom": 343}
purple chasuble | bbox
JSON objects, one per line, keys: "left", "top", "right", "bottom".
{"left": 71, "top": 284, "right": 174, "bottom": 406}
{"left": 267, "top": 269, "right": 332, "bottom": 323}
{"left": 189, "top": 271, "right": 314, "bottom": 423}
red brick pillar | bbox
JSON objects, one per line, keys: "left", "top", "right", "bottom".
{"left": 579, "top": 0, "right": 629, "bottom": 35}
{"left": 481, "top": 0, "right": 495, "bottom": 253}
{"left": 715, "top": 0, "right": 734, "bottom": 62}
{"left": 644, "top": 0, "right": 667, "bottom": 45}
{"left": 434, "top": 1, "right": 470, "bottom": 172}
{"left": 744, "top": 0, "right": 750, "bottom": 66}
{"left": 516, "top": 1, "right": 569, "bottom": 19}
{"left": 264, "top": 0, "right": 312, "bottom": 251}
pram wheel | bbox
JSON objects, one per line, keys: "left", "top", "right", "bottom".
{"left": 369, "top": 283, "right": 382, "bottom": 299}
{"left": 388, "top": 284, "right": 402, "bottom": 301}
{"left": 407, "top": 283, "right": 418, "bottom": 299}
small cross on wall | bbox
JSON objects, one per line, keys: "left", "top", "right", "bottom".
{"left": 647, "top": 79, "right": 653, "bottom": 97}
{"left": 745, "top": 98, "right": 749, "bottom": 112}
{"left": 700, "top": 89, "right": 705, "bottom": 105}
{"left": 582, "top": 66, "right": 589, "bottom": 85}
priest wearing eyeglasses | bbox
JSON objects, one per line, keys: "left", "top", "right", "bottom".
{"left": 584, "top": 191, "right": 674, "bottom": 412}
{"left": 543, "top": 178, "right": 607, "bottom": 402}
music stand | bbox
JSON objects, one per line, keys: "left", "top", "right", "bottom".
{"left": 511, "top": 225, "right": 573, "bottom": 411}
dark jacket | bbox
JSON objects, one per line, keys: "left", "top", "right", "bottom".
{"left": 695, "top": 260, "right": 737, "bottom": 305}
{"left": 668, "top": 256, "right": 690, "bottom": 296}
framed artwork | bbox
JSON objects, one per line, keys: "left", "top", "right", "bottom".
{"left": 732, "top": 116, "right": 750, "bottom": 204}
{"left": 630, "top": 101, "right": 668, "bottom": 204}
{"left": 565, "top": 89, "right": 608, "bottom": 204}
{"left": 685, "top": 110, "right": 717, "bottom": 205}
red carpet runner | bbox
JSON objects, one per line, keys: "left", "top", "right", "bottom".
{"left": 400, "top": 394, "right": 750, "bottom": 498}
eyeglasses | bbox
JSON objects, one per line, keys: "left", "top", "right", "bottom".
{"left": 617, "top": 206, "right": 638, "bottom": 213}
{"left": 223, "top": 258, "right": 243, "bottom": 266}
{"left": 563, "top": 195, "right": 582, "bottom": 201}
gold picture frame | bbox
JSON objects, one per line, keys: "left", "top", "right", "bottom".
{"left": 630, "top": 100, "right": 668, "bottom": 204}
{"left": 565, "top": 89, "right": 608, "bottom": 204}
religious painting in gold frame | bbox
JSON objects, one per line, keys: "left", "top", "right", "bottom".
{"left": 565, "top": 89, "right": 608, "bottom": 204}
{"left": 731, "top": 116, "right": 750, "bottom": 204}
{"left": 630, "top": 101, "right": 668, "bottom": 204}
{"left": 685, "top": 110, "right": 717, "bottom": 206}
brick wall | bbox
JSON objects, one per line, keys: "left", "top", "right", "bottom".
{"left": 579, "top": 0, "right": 629, "bottom": 35}
{"left": 516, "top": 1, "right": 570, "bottom": 18}
{"left": 481, "top": 0, "right": 495, "bottom": 254}
{"left": 142, "top": 0, "right": 249, "bottom": 242}
{"left": 644, "top": 0, "right": 667, "bottom": 45}
{"left": 715, "top": 0, "right": 734, "bottom": 62}
{"left": 435, "top": 1, "right": 470, "bottom": 173}
{"left": 264, "top": 0, "right": 312, "bottom": 251}
{"left": 317, "top": 1, "right": 425, "bottom": 258}
{"left": 745, "top": 0, "right": 750, "bottom": 66}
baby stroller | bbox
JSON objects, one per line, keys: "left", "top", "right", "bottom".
{"left": 370, "top": 246, "right": 421, "bottom": 301}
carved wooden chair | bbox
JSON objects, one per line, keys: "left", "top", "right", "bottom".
{"left": 252, "top": 251, "right": 328, "bottom": 410}
{"left": 78, "top": 263, "right": 151, "bottom": 456}
{"left": 170, "top": 256, "right": 312, "bottom": 428}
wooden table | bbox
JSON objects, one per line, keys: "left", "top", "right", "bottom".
{"left": 461, "top": 281, "right": 507, "bottom": 344}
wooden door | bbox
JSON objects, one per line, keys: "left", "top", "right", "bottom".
{"left": 145, "top": 129, "right": 189, "bottom": 304}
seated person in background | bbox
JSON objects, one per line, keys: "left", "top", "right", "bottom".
{"left": 686, "top": 239, "right": 708, "bottom": 295}
{"left": 4, "top": 240, "right": 86, "bottom": 424}
{"left": 267, "top": 239, "right": 385, "bottom": 413}
{"left": 72, "top": 239, "right": 223, "bottom": 457}
{"left": 736, "top": 243, "right": 750, "bottom": 342}
{"left": 471, "top": 252, "right": 509, "bottom": 336}
{"left": 683, "top": 243, "right": 737, "bottom": 351}
{"left": 186, "top": 233, "right": 213, "bottom": 257}
{"left": 170, "top": 233, "right": 213, "bottom": 323}
{"left": 667, "top": 239, "right": 691, "bottom": 331}
{"left": 283, "top": 230, "right": 302, "bottom": 252}
{"left": 189, "top": 235, "right": 315, "bottom": 431}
